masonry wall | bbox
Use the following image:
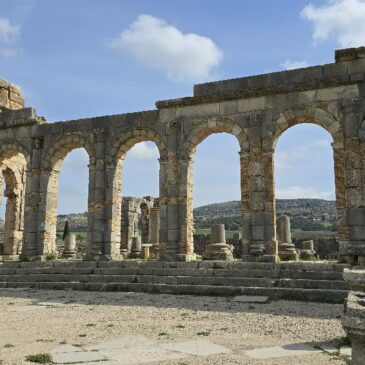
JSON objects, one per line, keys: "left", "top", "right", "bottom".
{"left": 0, "top": 47, "right": 364, "bottom": 263}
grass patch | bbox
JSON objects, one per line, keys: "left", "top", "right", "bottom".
{"left": 4, "top": 344, "right": 14, "bottom": 348}
{"left": 197, "top": 331, "right": 210, "bottom": 336}
{"left": 79, "top": 333, "right": 87, "bottom": 337}
{"left": 175, "top": 324, "right": 185, "bottom": 329}
{"left": 25, "top": 353, "right": 52, "bottom": 364}
{"left": 337, "top": 336, "right": 351, "bottom": 347}
{"left": 158, "top": 332, "right": 168, "bottom": 336}
{"left": 86, "top": 323, "right": 96, "bottom": 327}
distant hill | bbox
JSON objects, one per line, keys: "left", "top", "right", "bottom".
{"left": 52, "top": 198, "right": 337, "bottom": 233}
{"left": 194, "top": 199, "right": 336, "bottom": 231}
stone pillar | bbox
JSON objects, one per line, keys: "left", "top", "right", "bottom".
{"left": 159, "top": 151, "right": 195, "bottom": 261}
{"left": 241, "top": 142, "right": 278, "bottom": 262}
{"left": 203, "top": 224, "right": 234, "bottom": 260}
{"left": 211, "top": 224, "right": 225, "bottom": 243}
{"left": 130, "top": 236, "right": 142, "bottom": 258}
{"left": 332, "top": 142, "right": 347, "bottom": 262}
{"left": 89, "top": 131, "right": 121, "bottom": 260}
{"left": 342, "top": 269, "right": 365, "bottom": 365}
{"left": 299, "top": 240, "right": 316, "bottom": 260}
{"left": 343, "top": 137, "right": 365, "bottom": 265}
{"left": 2, "top": 185, "right": 18, "bottom": 255}
{"left": 240, "top": 149, "right": 251, "bottom": 258}
{"left": 148, "top": 207, "right": 160, "bottom": 244}
{"left": 63, "top": 233, "right": 76, "bottom": 259}
{"left": 276, "top": 215, "right": 298, "bottom": 261}
{"left": 23, "top": 138, "right": 43, "bottom": 260}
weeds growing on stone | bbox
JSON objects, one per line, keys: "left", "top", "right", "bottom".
{"left": 4, "top": 344, "right": 14, "bottom": 348}
{"left": 337, "top": 335, "right": 351, "bottom": 347}
{"left": 45, "top": 251, "right": 59, "bottom": 261}
{"left": 197, "top": 331, "right": 210, "bottom": 336}
{"left": 25, "top": 353, "right": 52, "bottom": 364}
{"left": 86, "top": 323, "right": 96, "bottom": 327}
{"left": 79, "top": 333, "right": 87, "bottom": 337}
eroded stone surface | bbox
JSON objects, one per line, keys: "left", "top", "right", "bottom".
{"left": 245, "top": 343, "right": 321, "bottom": 359}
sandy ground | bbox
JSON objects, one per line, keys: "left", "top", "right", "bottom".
{"left": 0, "top": 289, "right": 349, "bottom": 365}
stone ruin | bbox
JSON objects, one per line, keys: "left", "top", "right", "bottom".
{"left": 342, "top": 268, "right": 365, "bottom": 364}
{"left": 0, "top": 47, "right": 364, "bottom": 264}
{"left": 120, "top": 196, "right": 159, "bottom": 257}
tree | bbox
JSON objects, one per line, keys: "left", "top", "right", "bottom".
{"left": 63, "top": 220, "right": 70, "bottom": 240}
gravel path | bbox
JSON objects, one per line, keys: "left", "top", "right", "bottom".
{"left": 0, "top": 289, "right": 348, "bottom": 364}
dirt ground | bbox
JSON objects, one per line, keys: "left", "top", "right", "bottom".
{"left": 0, "top": 288, "right": 349, "bottom": 364}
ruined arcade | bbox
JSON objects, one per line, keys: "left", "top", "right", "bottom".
{"left": 0, "top": 47, "right": 365, "bottom": 266}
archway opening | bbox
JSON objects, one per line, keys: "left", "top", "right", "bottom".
{"left": 0, "top": 151, "right": 27, "bottom": 257}
{"left": 120, "top": 141, "right": 160, "bottom": 256}
{"left": 192, "top": 133, "right": 241, "bottom": 257}
{"left": 45, "top": 147, "right": 89, "bottom": 258}
{"left": 274, "top": 123, "right": 337, "bottom": 260}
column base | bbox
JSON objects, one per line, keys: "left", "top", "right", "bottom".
{"left": 159, "top": 253, "right": 198, "bottom": 262}
{"left": 279, "top": 243, "right": 298, "bottom": 261}
{"left": 242, "top": 254, "right": 277, "bottom": 262}
{"left": 203, "top": 243, "right": 234, "bottom": 261}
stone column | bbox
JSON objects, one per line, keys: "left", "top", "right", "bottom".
{"left": 23, "top": 138, "right": 43, "bottom": 260}
{"left": 343, "top": 138, "right": 365, "bottom": 265}
{"left": 159, "top": 151, "right": 195, "bottom": 261}
{"left": 148, "top": 207, "right": 160, "bottom": 244}
{"left": 89, "top": 131, "right": 120, "bottom": 260}
{"left": 262, "top": 148, "right": 278, "bottom": 261}
{"left": 2, "top": 185, "right": 18, "bottom": 255}
{"left": 63, "top": 233, "right": 76, "bottom": 259}
{"left": 342, "top": 269, "right": 365, "bottom": 365}
{"left": 130, "top": 236, "right": 142, "bottom": 258}
{"left": 276, "top": 215, "right": 298, "bottom": 261}
{"left": 242, "top": 140, "right": 278, "bottom": 262}
{"left": 332, "top": 141, "right": 347, "bottom": 262}
{"left": 299, "top": 240, "right": 316, "bottom": 260}
{"left": 240, "top": 149, "right": 251, "bottom": 257}
{"left": 203, "top": 224, "right": 233, "bottom": 260}
{"left": 211, "top": 224, "right": 225, "bottom": 243}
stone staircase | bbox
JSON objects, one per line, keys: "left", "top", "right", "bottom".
{"left": 0, "top": 260, "right": 351, "bottom": 303}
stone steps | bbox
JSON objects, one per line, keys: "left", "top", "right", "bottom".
{"left": 0, "top": 260, "right": 351, "bottom": 303}
{"left": 0, "top": 280, "right": 348, "bottom": 302}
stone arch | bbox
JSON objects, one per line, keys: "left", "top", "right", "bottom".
{"left": 179, "top": 116, "right": 246, "bottom": 256}
{"left": 107, "top": 128, "right": 167, "bottom": 165}
{"left": 0, "top": 143, "right": 30, "bottom": 256}
{"left": 39, "top": 134, "right": 94, "bottom": 255}
{"left": 182, "top": 116, "right": 248, "bottom": 157}
{"left": 270, "top": 107, "right": 342, "bottom": 150}
{"left": 269, "top": 107, "right": 344, "bottom": 249}
{"left": 104, "top": 128, "right": 167, "bottom": 257}
{"left": 41, "top": 134, "right": 95, "bottom": 172}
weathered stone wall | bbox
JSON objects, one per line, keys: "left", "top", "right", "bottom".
{"left": 0, "top": 47, "right": 364, "bottom": 263}
{"left": 0, "top": 79, "right": 24, "bottom": 111}
{"left": 120, "top": 196, "right": 158, "bottom": 253}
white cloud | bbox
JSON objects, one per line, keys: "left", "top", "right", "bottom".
{"left": 302, "top": 0, "right": 365, "bottom": 47}
{"left": 281, "top": 59, "right": 310, "bottom": 70}
{"left": 127, "top": 142, "right": 159, "bottom": 160}
{"left": 0, "top": 18, "right": 20, "bottom": 59}
{"left": 109, "top": 14, "right": 223, "bottom": 82}
{"left": 276, "top": 186, "right": 335, "bottom": 200}
{"left": 0, "top": 48, "right": 21, "bottom": 58}
{"left": 0, "top": 18, "right": 19, "bottom": 44}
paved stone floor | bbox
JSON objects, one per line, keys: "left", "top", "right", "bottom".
{"left": 0, "top": 289, "right": 350, "bottom": 364}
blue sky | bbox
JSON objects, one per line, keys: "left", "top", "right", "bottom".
{"left": 1, "top": 0, "right": 363, "bottom": 215}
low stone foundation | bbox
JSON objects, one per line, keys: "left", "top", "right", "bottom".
{"left": 0, "top": 260, "right": 350, "bottom": 302}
